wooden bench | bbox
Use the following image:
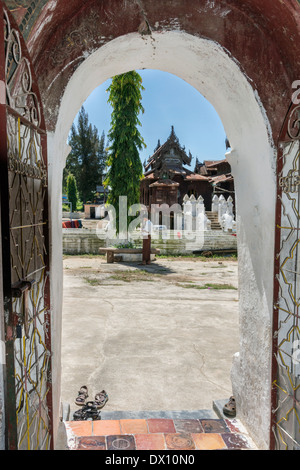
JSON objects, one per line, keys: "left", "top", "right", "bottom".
{"left": 99, "top": 247, "right": 160, "bottom": 263}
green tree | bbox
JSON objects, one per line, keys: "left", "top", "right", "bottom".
{"left": 66, "top": 173, "right": 78, "bottom": 213}
{"left": 104, "top": 71, "right": 145, "bottom": 231}
{"left": 98, "top": 130, "right": 108, "bottom": 185}
{"left": 63, "top": 123, "right": 78, "bottom": 193}
{"left": 64, "top": 107, "right": 104, "bottom": 204}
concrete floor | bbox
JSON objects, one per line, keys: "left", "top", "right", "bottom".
{"left": 61, "top": 255, "right": 240, "bottom": 419}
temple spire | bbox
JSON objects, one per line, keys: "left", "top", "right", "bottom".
{"left": 169, "top": 125, "right": 178, "bottom": 143}
{"left": 154, "top": 139, "right": 161, "bottom": 152}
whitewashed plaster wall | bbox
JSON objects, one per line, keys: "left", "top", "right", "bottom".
{"left": 49, "top": 31, "right": 276, "bottom": 449}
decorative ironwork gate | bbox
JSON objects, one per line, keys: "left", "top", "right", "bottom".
{"left": 271, "top": 102, "right": 300, "bottom": 450}
{"left": 0, "top": 3, "right": 53, "bottom": 450}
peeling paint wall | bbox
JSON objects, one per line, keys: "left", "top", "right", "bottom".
{"left": 15, "top": 0, "right": 296, "bottom": 139}
{"left": 4, "top": 1, "right": 299, "bottom": 136}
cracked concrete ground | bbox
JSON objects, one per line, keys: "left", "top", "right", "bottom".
{"left": 61, "top": 255, "right": 239, "bottom": 418}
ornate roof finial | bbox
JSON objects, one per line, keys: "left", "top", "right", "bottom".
{"left": 169, "top": 125, "right": 178, "bottom": 143}
{"left": 154, "top": 139, "right": 161, "bottom": 152}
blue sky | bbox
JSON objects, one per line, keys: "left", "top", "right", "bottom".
{"left": 78, "top": 69, "right": 227, "bottom": 170}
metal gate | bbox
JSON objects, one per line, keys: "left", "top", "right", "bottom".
{"left": 271, "top": 102, "right": 300, "bottom": 450}
{"left": 0, "top": 3, "right": 53, "bottom": 450}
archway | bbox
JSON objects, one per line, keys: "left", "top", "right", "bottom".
{"left": 49, "top": 31, "right": 276, "bottom": 449}
{"left": 60, "top": 68, "right": 239, "bottom": 423}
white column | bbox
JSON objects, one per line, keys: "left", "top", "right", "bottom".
{"left": 212, "top": 195, "right": 219, "bottom": 213}
{"left": 218, "top": 195, "right": 227, "bottom": 223}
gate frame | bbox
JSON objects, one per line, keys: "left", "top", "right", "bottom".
{"left": 0, "top": 1, "right": 53, "bottom": 450}
{"left": 0, "top": 2, "right": 16, "bottom": 449}
{"left": 271, "top": 100, "right": 300, "bottom": 450}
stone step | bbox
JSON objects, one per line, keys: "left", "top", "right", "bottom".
{"left": 61, "top": 402, "right": 218, "bottom": 422}
{"left": 94, "top": 409, "right": 218, "bottom": 421}
{"left": 58, "top": 405, "right": 257, "bottom": 450}
{"left": 206, "top": 211, "right": 219, "bottom": 216}
{"left": 206, "top": 212, "right": 222, "bottom": 230}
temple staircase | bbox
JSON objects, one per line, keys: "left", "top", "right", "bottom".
{"left": 206, "top": 211, "right": 222, "bottom": 231}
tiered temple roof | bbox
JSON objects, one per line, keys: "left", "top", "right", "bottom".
{"left": 144, "top": 126, "right": 193, "bottom": 181}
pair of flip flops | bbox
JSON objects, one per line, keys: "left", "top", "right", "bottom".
{"left": 223, "top": 396, "right": 236, "bottom": 417}
{"left": 73, "top": 401, "right": 102, "bottom": 421}
{"left": 75, "top": 385, "right": 109, "bottom": 409}
{"left": 73, "top": 386, "right": 109, "bottom": 421}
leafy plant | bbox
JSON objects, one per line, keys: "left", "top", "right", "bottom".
{"left": 66, "top": 173, "right": 78, "bottom": 213}
{"left": 177, "top": 283, "right": 237, "bottom": 290}
{"left": 104, "top": 71, "right": 146, "bottom": 232}
{"left": 113, "top": 241, "right": 136, "bottom": 249}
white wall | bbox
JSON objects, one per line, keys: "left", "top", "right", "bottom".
{"left": 49, "top": 31, "right": 276, "bottom": 449}
{"left": 47, "top": 133, "right": 70, "bottom": 444}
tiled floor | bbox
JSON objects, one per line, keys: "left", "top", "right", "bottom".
{"left": 65, "top": 418, "right": 256, "bottom": 450}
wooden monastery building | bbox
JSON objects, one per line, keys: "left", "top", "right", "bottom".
{"left": 140, "top": 126, "right": 234, "bottom": 211}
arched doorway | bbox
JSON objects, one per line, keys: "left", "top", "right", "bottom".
{"left": 49, "top": 31, "right": 276, "bottom": 449}
{"left": 60, "top": 68, "right": 239, "bottom": 424}
{"left": 1, "top": 0, "right": 299, "bottom": 451}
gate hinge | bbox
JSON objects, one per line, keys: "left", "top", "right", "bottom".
{"left": 11, "top": 280, "right": 34, "bottom": 298}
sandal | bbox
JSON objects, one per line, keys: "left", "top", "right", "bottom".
{"left": 94, "top": 390, "right": 109, "bottom": 409}
{"left": 223, "top": 396, "right": 236, "bottom": 417}
{"left": 75, "top": 385, "right": 89, "bottom": 406}
{"left": 73, "top": 401, "right": 101, "bottom": 421}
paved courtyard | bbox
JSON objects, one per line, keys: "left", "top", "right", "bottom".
{"left": 61, "top": 255, "right": 240, "bottom": 419}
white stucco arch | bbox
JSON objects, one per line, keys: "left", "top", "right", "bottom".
{"left": 48, "top": 31, "right": 276, "bottom": 449}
